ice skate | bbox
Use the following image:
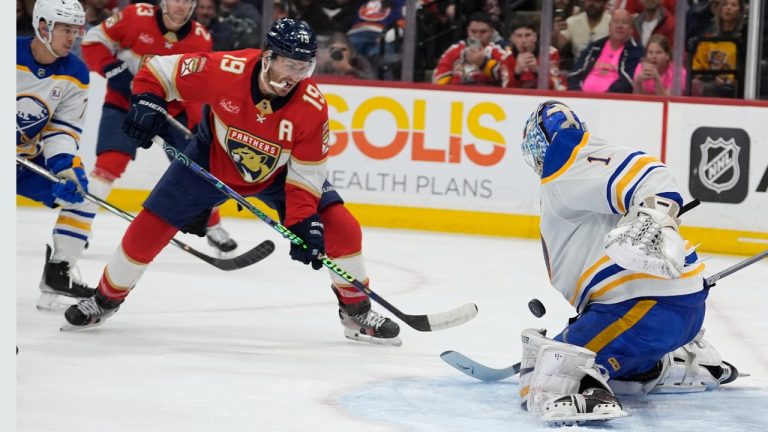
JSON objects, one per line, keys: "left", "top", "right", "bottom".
{"left": 206, "top": 223, "right": 238, "bottom": 255}
{"left": 540, "top": 388, "right": 629, "bottom": 426}
{"left": 339, "top": 299, "right": 402, "bottom": 346}
{"left": 61, "top": 291, "right": 122, "bottom": 331}
{"left": 38, "top": 244, "right": 96, "bottom": 312}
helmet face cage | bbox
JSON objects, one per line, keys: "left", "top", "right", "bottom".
{"left": 521, "top": 109, "right": 549, "bottom": 176}
{"left": 33, "top": 0, "right": 86, "bottom": 46}
{"left": 160, "top": 0, "right": 198, "bottom": 27}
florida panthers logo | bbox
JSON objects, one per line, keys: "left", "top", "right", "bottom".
{"left": 225, "top": 127, "right": 280, "bottom": 183}
{"left": 16, "top": 95, "right": 50, "bottom": 155}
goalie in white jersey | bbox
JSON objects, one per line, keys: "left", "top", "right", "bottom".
{"left": 515, "top": 101, "right": 740, "bottom": 425}
{"left": 16, "top": 0, "right": 97, "bottom": 311}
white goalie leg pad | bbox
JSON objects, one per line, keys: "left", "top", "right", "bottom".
{"left": 604, "top": 196, "right": 685, "bottom": 279}
{"left": 519, "top": 328, "right": 550, "bottom": 409}
{"left": 611, "top": 330, "right": 731, "bottom": 395}
{"left": 520, "top": 329, "right": 627, "bottom": 424}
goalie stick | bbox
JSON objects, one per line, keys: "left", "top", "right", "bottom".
{"left": 157, "top": 138, "right": 478, "bottom": 332}
{"left": 441, "top": 249, "right": 768, "bottom": 381}
{"left": 16, "top": 155, "right": 275, "bottom": 271}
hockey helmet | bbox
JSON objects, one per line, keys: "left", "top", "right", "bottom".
{"left": 265, "top": 18, "right": 318, "bottom": 62}
{"left": 521, "top": 100, "right": 586, "bottom": 176}
{"left": 33, "top": 0, "right": 86, "bottom": 46}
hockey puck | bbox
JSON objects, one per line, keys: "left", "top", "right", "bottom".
{"left": 528, "top": 298, "right": 546, "bottom": 318}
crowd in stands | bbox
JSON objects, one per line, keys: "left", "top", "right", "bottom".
{"left": 16, "top": 0, "right": 766, "bottom": 99}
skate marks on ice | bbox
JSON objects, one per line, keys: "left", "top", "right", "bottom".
{"left": 336, "top": 378, "right": 767, "bottom": 432}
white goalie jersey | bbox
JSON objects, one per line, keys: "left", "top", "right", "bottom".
{"left": 537, "top": 129, "right": 705, "bottom": 313}
{"left": 16, "top": 36, "right": 89, "bottom": 160}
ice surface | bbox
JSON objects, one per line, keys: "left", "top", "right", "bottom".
{"left": 16, "top": 208, "right": 768, "bottom": 431}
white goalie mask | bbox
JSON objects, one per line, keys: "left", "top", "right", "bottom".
{"left": 33, "top": 0, "right": 86, "bottom": 57}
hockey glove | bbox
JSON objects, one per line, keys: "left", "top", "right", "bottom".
{"left": 47, "top": 153, "right": 89, "bottom": 205}
{"left": 287, "top": 214, "right": 325, "bottom": 270}
{"left": 102, "top": 60, "right": 134, "bottom": 100}
{"left": 123, "top": 93, "right": 168, "bottom": 149}
{"left": 604, "top": 196, "right": 685, "bottom": 279}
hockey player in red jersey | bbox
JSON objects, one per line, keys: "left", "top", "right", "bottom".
{"left": 80, "top": 0, "right": 238, "bottom": 254}
{"left": 63, "top": 18, "right": 402, "bottom": 346}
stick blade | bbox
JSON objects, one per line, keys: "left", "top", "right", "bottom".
{"left": 397, "top": 303, "right": 478, "bottom": 332}
{"left": 440, "top": 350, "right": 519, "bottom": 382}
{"left": 192, "top": 240, "right": 275, "bottom": 271}
{"left": 426, "top": 302, "right": 479, "bottom": 331}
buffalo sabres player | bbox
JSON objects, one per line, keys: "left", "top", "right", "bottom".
{"left": 80, "top": 0, "right": 238, "bottom": 254}
{"left": 17, "top": 0, "right": 95, "bottom": 311}
{"left": 517, "top": 101, "right": 739, "bottom": 424}
{"left": 62, "top": 18, "right": 402, "bottom": 346}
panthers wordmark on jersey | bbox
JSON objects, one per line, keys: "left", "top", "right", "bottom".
{"left": 538, "top": 129, "right": 705, "bottom": 313}
{"left": 17, "top": 36, "right": 89, "bottom": 160}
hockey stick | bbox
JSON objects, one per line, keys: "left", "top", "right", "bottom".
{"left": 704, "top": 249, "right": 768, "bottom": 288}
{"left": 441, "top": 249, "right": 768, "bottom": 381}
{"left": 16, "top": 155, "right": 275, "bottom": 271}
{"left": 156, "top": 139, "right": 478, "bottom": 331}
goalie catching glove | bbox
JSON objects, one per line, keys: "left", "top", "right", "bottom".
{"left": 604, "top": 196, "right": 685, "bottom": 279}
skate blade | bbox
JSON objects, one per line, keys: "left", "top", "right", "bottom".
{"left": 344, "top": 328, "right": 403, "bottom": 347}
{"left": 60, "top": 319, "right": 108, "bottom": 332}
{"left": 36, "top": 293, "right": 77, "bottom": 313}
{"left": 541, "top": 410, "right": 630, "bottom": 426}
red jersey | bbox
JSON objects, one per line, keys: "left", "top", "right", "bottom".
{"left": 432, "top": 41, "right": 507, "bottom": 86}
{"left": 81, "top": 3, "right": 212, "bottom": 125}
{"left": 133, "top": 49, "right": 330, "bottom": 226}
{"left": 502, "top": 46, "right": 566, "bottom": 91}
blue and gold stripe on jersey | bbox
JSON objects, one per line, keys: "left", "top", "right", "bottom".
{"left": 571, "top": 243, "right": 705, "bottom": 311}
{"left": 605, "top": 151, "right": 678, "bottom": 214}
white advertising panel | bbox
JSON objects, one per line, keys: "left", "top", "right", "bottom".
{"left": 319, "top": 84, "right": 663, "bottom": 214}
{"left": 666, "top": 102, "right": 768, "bottom": 235}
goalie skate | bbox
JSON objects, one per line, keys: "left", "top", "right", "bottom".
{"left": 539, "top": 388, "right": 629, "bottom": 426}
{"left": 38, "top": 245, "right": 96, "bottom": 312}
{"left": 339, "top": 299, "right": 402, "bottom": 346}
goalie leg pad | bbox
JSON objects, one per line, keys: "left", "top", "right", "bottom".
{"left": 519, "top": 329, "right": 628, "bottom": 424}
{"left": 610, "top": 329, "right": 739, "bottom": 395}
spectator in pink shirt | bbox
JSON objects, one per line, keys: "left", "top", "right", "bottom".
{"left": 567, "top": 9, "right": 643, "bottom": 93}
{"left": 632, "top": 34, "right": 686, "bottom": 95}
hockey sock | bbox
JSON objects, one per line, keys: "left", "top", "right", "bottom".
{"left": 207, "top": 207, "right": 221, "bottom": 227}
{"left": 93, "top": 151, "right": 131, "bottom": 183}
{"left": 322, "top": 204, "right": 367, "bottom": 304}
{"left": 51, "top": 210, "right": 92, "bottom": 263}
{"left": 73, "top": 149, "right": 133, "bottom": 229}
{"left": 98, "top": 210, "right": 178, "bottom": 301}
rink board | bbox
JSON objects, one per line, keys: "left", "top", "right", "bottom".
{"left": 18, "top": 76, "right": 768, "bottom": 255}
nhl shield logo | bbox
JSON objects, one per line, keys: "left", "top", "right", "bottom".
{"left": 689, "top": 127, "right": 749, "bottom": 204}
{"left": 225, "top": 127, "right": 281, "bottom": 183}
{"left": 698, "top": 137, "right": 740, "bottom": 193}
